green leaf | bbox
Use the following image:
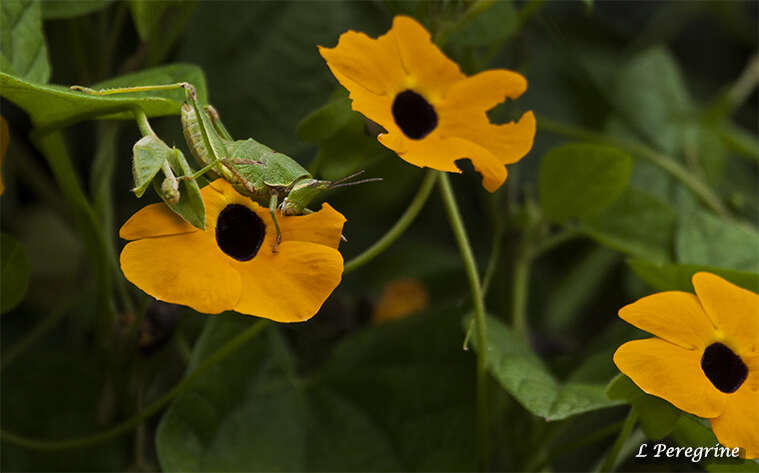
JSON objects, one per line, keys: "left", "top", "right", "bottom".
{"left": 0, "top": 64, "right": 206, "bottom": 131}
{"left": 152, "top": 147, "right": 205, "bottom": 229}
{"left": 128, "top": 0, "right": 169, "bottom": 41}
{"left": 175, "top": 2, "right": 384, "bottom": 158}
{"left": 157, "top": 316, "right": 401, "bottom": 471}
{"left": 580, "top": 187, "right": 677, "bottom": 262}
{"left": 472, "top": 315, "right": 622, "bottom": 421}
{"left": 158, "top": 307, "right": 478, "bottom": 471}
{"left": 131, "top": 135, "right": 168, "bottom": 197}
{"left": 0, "top": 233, "right": 30, "bottom": 313}
{"left": 538, "top": 142, "right": 633, "bottom": 222}
{"left": 606, "top": 374, "right": 680, "bottom": 440}
{"left": 447, "top": 0, "right": 518, "bottom": 47}
{"left": 296, "top": 96, "right": 354, "bottom": 144}
{"left": 627, "top": 259, "right": 759, "bottom": 293}
{"left": 670, "top": 416, "right": 759, "bottom": 472}
{"left": 0, "top": 0, "right": 50, "bottom": 83}
{"left": 613, "top": 47, "right": 691, "bottom": 153}
{"left": 676, "top": 210, "right": 759, "bottom": 273}
{"left": 41, "top": 0, "right": 114, "bottom": 19}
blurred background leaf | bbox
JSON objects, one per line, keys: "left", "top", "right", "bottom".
{"left": 0, "top": 0, "right": 50, "bottom": 83}
{"left": 0, "top": 232, "right": 30, "bottom": 313}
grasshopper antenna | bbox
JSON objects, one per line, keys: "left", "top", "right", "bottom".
{"left": 328, "top": 170, "right": 382, "bottom": 190}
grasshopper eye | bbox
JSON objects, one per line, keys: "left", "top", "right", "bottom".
{"left": 215, "top": 204, "right": 266, "bottom": 261}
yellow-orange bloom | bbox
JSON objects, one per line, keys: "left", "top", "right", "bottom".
{"left": 614, "top": 272, "right": 759, "bottom": 458}
{"left": 120, "top": 179, "right": 346, "bottom": 322}
{"left": 319, "top": 15, "right": 535, "bottom": 192}
{"left": 372, "top": 278, "right": 429, "bottom": 324}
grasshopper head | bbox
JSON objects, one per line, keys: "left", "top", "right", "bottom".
{"left": 280, "top": 179, "right": 331, "bottom": 216}
{"left": 280, "top": 171, "right": 382, "bottom": 216}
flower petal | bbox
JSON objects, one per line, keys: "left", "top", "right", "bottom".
{"left": 618, "top": 291, "right": 717, "bottom": 350}
{"left": 120, "top": 232, "right": 241, "bottom": 314}
{"left": 318, "top": 28, "right": 405, "bottom": 97}
{"left": 441, "top": 110, "right": 536, "bottom": 166}
{"left": 120, "top": 179, "right": 235, "bottom": 240}
{"left": 380, "top": 132, "right": 507, "bottom": 192}
{"left": 279, "top": 203, "right": 346, "bottom": 249}
{"left": 709, "top": 378, "right": 759, "bottom": 459}
{"left": 614, "top": 338, "right": 726, "bottom": 418}
{"left": 693, "top": 272, "right": 759, "bottom": 353}
{"left": 234, "top": 241, "right": 343, "bottom": 322}
{"left": 442, "top": 69, "right": 528, "bottom": 112}
{"left": 389, "top": 16, "right": 464, "bottom": 101}
{"left": 120, "top": 202, "right": 199, "bottom": 240}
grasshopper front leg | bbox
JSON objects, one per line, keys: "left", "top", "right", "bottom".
{"left": 268, "top": 192, "right": 283, "bottom": 253}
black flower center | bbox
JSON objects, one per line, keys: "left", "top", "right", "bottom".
{"left": 392, "top": 90, "right": 437, "bottom": 140}
{"left": 700, "top": 342, "right": 748, "bottom": 393}
{"left": 216, "top": 204, "right": 265, "bottom": 261}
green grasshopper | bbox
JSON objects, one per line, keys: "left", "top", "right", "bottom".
{"left": 72, "top": 82, "right": 378, "bottom": 249}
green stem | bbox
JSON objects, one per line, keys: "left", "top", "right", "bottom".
{"left": 30, "top": 131, "right": 115, "bottom": 345}
{"left": 437, "top": 172, "right": 489, "bottom": 469}
{"left": 91, "top": 122, "right": 135, "bottom": 318}
{"left": 537, "top": 115, "right": 729, "bottom": 217}
{"left": 0, "top": 319, "right": 268, "bottom": 451}
{"left": 511, "top": 247, "right": 530, "bottom": 341}
{"left": 599, "top": 409, "right": 638, "bottom": 473}
{"left": 133, "top": 108, "right": 157, "bottom": 139}
{"left": 343, "top": 169, "right": 437, "bottom": 274}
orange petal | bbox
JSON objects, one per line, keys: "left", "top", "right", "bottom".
{"left": 618, "top": 291, "right": 717, "bottom": 350}
{"left": 120, "top": 179, "right": 235, "bottom": 240}
{"left": 441, "top": 110, "right": 536, "bottom": 166}
{"left": 380, "top": 132, "right": 507, "bottom": 192}
{"left": 318, "top": 28, "right": 405, "bottom": 97}
{"left": 389, "top": 16, "right": 464, "bottom": 102}
{"left": 120, "top": 232, "right": 241, "bottom": 314}
{"left": 709, "top": 379, "right": 759, "bottom": 459}
{"left": 614, "top": 338, "right": 726, "bottom": 418}
{"left": 234, "top": 241, "right": 343, "bottom": 322}
{"left": 693, "top": 272, "right": 759, "bottom": 353}
{"left": 441, "top": 69, "right": 528, "bottom": 112}
{"left": 279, "top": 203, "right": 346, "bottom": 249}
{"left": 120, "top": 202, "right": 198, "bottom": 240}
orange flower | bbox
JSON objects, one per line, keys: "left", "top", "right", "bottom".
{"left": 120, "top": 179, "right": 346, "bottom": 322}
{"left": 614, "top": 273, "right": 759, "bottom": 458}
{"left": 319, "top": 15, "right": 535, "bottom": 192}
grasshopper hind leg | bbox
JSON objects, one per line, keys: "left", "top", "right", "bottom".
{"left": 268, "top": 192, "right": 282, "bottom": 253}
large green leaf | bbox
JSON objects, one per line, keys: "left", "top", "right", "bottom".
{"left": 606, "top": 374, "right": 680, "bottom": 440}
{"left": 676, "top": 210, "right": 759, "bottom": 273}
{"left": 0, "top": 0, "right": 50, "bottom": 84}
{"left": 628, "top": 259, "right": 759, "bottom": 293}
{"left": 471, "top": 315, "right": 622, "bottom": 421}
{"left": 670, "top": 416, "right": 759, "bottom": 472}
{"left": 538, "top": 142, "right": 632, "bottom": 223}
{"left": 0, "top": 233, "right": 30, "bottom": 313}
{"left": 157, "top": 307, "right": 477, "bottom": 471}
{"left": 613, "top": 47, "right": 691, "bottom": 153}
{"left": 0, "top": 64, "right": 206, "bottom": 131}
{"left": 580, "top": 186, "right": 677, "bottom": 262}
